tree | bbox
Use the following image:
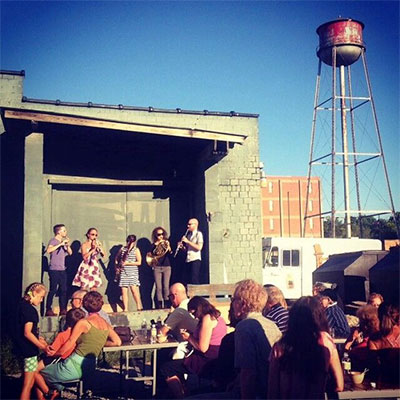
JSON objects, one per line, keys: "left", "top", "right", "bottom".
{"left": 323, "top": 213, "right": 399, "bottom": 239}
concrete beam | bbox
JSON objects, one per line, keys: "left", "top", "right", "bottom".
{"left": 23, "top": 132, "right": 43, "bottom": 291}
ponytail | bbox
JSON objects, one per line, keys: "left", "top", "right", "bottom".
{"left": 23, "top": 282, "right": 46, "bottom": 302}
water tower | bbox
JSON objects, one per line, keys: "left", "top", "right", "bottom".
{"left": 303, "top": 18, "right": 398, "bottom": 238}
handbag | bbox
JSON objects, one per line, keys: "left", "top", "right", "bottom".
{"left": 114, "top": 326, "right": 134, "bottom": 344}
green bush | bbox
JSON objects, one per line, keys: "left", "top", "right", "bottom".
{"left": 1, "top": 336, "right": 22, "bottom": 376}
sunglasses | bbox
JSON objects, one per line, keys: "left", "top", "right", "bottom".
{"left": 156, "top": 233, "right": 164, "bottom": 236}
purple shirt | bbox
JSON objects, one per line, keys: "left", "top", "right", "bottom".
{"left": 48, "top": 238, "right": 68, "bottom": 271}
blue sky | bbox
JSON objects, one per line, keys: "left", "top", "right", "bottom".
{"left": 1, "top": 1, "right": 399, "bottom": 214}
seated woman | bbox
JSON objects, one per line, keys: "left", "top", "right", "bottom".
{"left": 35, "top": 292, "right": 121, "bottom": 399}
{"left": 309, "top": 296, "right": 344, "bottom": 395}
{"left": 368, "top": 302, "right": 400, "bottom": 386}
{"left": 344, "top": 305, "right": 379, "bottom": 371}
{"left": 367, "top": 292, "right": 384, "bottom": 309}
{"left": 161, "top": 296, "right": 227, "bottom": 398}
{"left": 268, "top": 296, "right": 343, "bottom": 399}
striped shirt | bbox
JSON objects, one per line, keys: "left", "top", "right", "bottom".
{"left": 265, "top": 304, "right": 289, "bottom": 334}
{"left": 325, "top": 302, "right": 350, "bottom": 338}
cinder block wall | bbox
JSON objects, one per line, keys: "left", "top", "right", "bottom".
{"left": 204, "top": 118, "right": 262, "bottom": 283}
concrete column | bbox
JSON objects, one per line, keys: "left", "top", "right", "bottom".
{"left": 23, "top": 132, "right": 43, "bottom": 291}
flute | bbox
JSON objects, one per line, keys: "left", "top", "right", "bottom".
{"left": 174, "top": 229, "right": 189, "bottom": 258}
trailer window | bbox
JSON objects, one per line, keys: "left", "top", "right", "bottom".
{"left": 282, "top": 249, "right": 300, "bottom": 267}
{"left": 292, "top": 250, "right": 300, "bottom": 266}
{"left": 270, "top": 246, "right": 279, "bottom": 266}
{"left": 283, "top": 250, "right": 291, "bottom": 266}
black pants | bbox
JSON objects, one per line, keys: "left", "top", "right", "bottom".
{"left": 46, "top": 270, "right": 67, "bottom": 311}
{"left": 184, "top": 260, "right": 201, "bottom": 285}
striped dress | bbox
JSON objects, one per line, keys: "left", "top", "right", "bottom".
{"left": 118, "top": 246, "right": 140, "bottom": 287}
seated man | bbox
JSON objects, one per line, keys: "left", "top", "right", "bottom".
{"left": 157, "top": 282, "right": 198, "bottom": 343}
{"left": 319, "top": 289, "right": 350, "bottom": 338}
{"left": 71, "top": 289, "right": 111, "bottom": 325}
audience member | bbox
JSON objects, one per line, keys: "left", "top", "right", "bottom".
{"left": 71, "top": 289, "right": 111, "bottom": 324}
{"left": 157, "top": 283, "right": 198, "bottom": 343}
{"left": 308, "top": 296, "right": 344, "bottom": 394}
{"left": 319, "top": 289, "right": 350, "bottom": 338}
{"left": 368, "top": 302, "right": 400, "bottom": 386}
{"left": 35, "top": 308, "right": 86, "bottom": 400}
{"left": 232, "top": 279, "right": 281, "bottom": 399}
{"left": 367, "top": 292, "right": 384, "bottom": 308}
{"left": 17, "top": 283, "right": 48, "bottom": 400}
{"left": 36, "top": 292, "right": 121, "bottom": 399}
{"left": 211, "top": 300, "right": 240, "bottom": 392}
{"left": 263, "top": 285, "right": 289, "bottom": 334}
{"left": 268, "top": 296, "right": 333, "bottom": 399}
{"left": 344, "top": 305, "right": 379, "bottom": 372}
{"left": 161, "top": 297, "right": 227, "bottom": 398}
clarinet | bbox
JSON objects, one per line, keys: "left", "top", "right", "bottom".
{"left": 174, "top": 229, "right": 189, "bottom": 258}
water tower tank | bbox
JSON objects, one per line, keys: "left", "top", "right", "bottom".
{"left": 317, "top": 18, "right": 365, "bottom": 67}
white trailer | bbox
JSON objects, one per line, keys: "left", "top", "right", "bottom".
{"left": 262, "top": 237, "right": 382, "bottom": 299}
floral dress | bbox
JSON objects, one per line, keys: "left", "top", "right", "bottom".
{"left": 72, "top": 247, "right": 102, "bottom": 289}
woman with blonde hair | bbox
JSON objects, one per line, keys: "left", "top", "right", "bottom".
{"left": 232, "top": 279, "right": 281, "bottom": 399}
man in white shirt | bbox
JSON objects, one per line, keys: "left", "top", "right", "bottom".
{"left": 181, "top": 218, "right": 203, "bottom": 284}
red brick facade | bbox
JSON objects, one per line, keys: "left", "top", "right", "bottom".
{"left": 261, "top": 176, "right": 322, "bottom": 237}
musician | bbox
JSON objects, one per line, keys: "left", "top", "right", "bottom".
{"left": 180, "top": 218, "right": 204, "bottom": 285}
{"left": 72, "top": 227, "right": 104, "bottom": 292}
{"left": 115, "top": 234, "right": 143, "bottom": 311}
{"left": 45, "top": 224, "right": 72, "bottom": 317}
{"left": 149, "top": 227, "right": 172, "bottom": 309}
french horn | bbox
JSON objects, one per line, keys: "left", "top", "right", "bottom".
{"left": 146, "top": 240, "right": 170, "bottom": 267}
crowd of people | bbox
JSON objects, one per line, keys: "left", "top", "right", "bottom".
{"left": 15, "top": 221, "right": 398, "bottom": 399}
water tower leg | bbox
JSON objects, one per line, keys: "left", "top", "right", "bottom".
{"left": 361, "top": 51, "right": 400, "bottom": 239}
{"left": 339, "top": 64, "right": 352, "bottom": 238}
{"left": 331, "top": 46, "right": 337, "bottom": 238}
{"left": 304, "top": 59, "right": 322, "bottom": 238}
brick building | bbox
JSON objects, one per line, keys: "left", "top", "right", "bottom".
{"left": 261, "top": 175, "right": 322, "bottom": 238}
{"left": 1, "top": 70, "right": 263, "bottom": 317}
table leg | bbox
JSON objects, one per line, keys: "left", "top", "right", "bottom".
{"left": 152, "top": 349, "right": 157, "bottom": 397}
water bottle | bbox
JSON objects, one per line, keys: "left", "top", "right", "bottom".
{"left": 342, "top": 351, "right": 351, "bottom": 374}
{"left": 150, "top": 324, "right": 157, "bottom": 344}
{"left": 141, "top": 318, "right": 148, "bottom": 340}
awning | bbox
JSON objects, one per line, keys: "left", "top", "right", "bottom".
{"left": 4, "top": 109, "right": 248, "bottom": 144}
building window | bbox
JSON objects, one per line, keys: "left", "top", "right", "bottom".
{"left": 269, "top": 200, "right": 273, "bottom": 212}
{"left": 308, "top": 182, "right": 313, "bottom": 193}
{"left": 309, "top": 200, "right": 313, "bottom": 211}
{"left": 269, "top": 219, "right": 274, "bottom": 230}
{"left": 309, "top": 218, "right": 314, "bottom": 229}
{"left": 268, "top": 181, "right": 273, "bottom": 193}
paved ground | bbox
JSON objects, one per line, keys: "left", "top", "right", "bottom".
{"left": 1, "top": 364, "right": 154, "bottom": 400}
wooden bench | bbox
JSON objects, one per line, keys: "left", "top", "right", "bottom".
{"left": 187, "top": 284, "right": 236, "bottom": 303}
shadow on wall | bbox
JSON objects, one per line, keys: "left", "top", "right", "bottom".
{"left": 104, "top": 244, "right": 123, "bottom": 312}
{"left": 137, "top": 237, "right": 154, "bottom": 310}
{"left": 65, "top": 240, "right": 82, "bottom": 300}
